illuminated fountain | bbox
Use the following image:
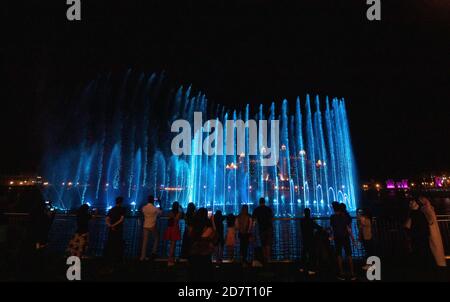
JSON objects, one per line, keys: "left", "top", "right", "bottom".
{"left": 42, "top": 71, "right": 357, "bottom": 216}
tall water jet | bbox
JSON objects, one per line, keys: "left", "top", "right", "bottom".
{"left": 42, "top": 72, "right": 358, "bottom": 216}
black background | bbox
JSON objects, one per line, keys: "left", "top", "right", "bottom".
{"left": 2, "top": 0, "right": 450, "bottom": 180}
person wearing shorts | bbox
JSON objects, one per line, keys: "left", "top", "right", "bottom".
{"left": 330, "top": 202, "right": 356, "bottom": 280}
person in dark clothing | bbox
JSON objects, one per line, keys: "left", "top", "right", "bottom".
{"left": 405, "top": 199, "right": 434, "bottom": 273}
{"left": 314, "top": 227, "right": 334, "bottom": 273}
{"left": 67, "top": 204, "right": 93, "bottom": 257}
{"left": 252, "top": 197, "right": 273, "bottom": 263}
{"left": 189, "top": 208, "right": 215, "bottom": 281}
{"left": 330, "top": 203, "right": 356, "bottom": 280}
{"left": 299, "top": 208, "right": 322, "bottom": 275}
{"left": 225, "top": 214, "right": 237, "bottom": 261}
{"left": 213, "top": 210, "right": 225, "bottom": 264}
{"left": 181, "top": 202, "right": 196, "bottom": 259}
{"left": 30, "top": 200, "right": 55, "bottom": 250}
{"left": 104, "top": 197, "right": 126, "bottom": 265}
{"left": 236, "top": 205, "right": 253, "bottom": 266}
{"left": 341, "top": 203, "right": 352, "bottom": 226}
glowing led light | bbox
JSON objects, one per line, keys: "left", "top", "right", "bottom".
{"left": 9, "top": 181, "right": 14, "bottom": 185}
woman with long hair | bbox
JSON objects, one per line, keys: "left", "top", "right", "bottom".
{"left": 67, "top": 204, "right": 93, "bottom": 258}
{"left": 164, "top": 201, "right": 182, "bottom": 266}
{"left": 189, "top": 208, "right": 215, "bottom": 281}
{"left": 181, "top": 202, "right": 196, "bottom": 259}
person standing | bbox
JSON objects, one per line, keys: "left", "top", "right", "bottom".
{"left": 188, "top": 208, "right": 215, "bottom": 281}
{"left": 330, "top": 203, "right": 356, "bottom": 280}
{"left": 67, "top": 204, "right": 93, "bottom": 258}
{"left": 418, "top": 196, "right": 447, "bottom": 268}
{"left": 212, "top": 210, "right": 225, "bottom": 265}
{"left": 164, "top": 201, "right": 182, "bottom": 266}
{"left": 105, "top": 197, "right": 126, "bottom": 265}
{"left": 140, "top": 195, "right": 162, "bottom": 261}
{"left": 236, "top": 205, "right": 253, "bottom": 267}
{"left": 181, "top": 202, "right": 196, "bottom": 259}
{"left": 225, "top": 214, "right": 237, "bottom": 262}
{"left": 299, "top": 208, "right": 322, "bottom": 275}
{"left": 252, "top": 197, "right": 274, "bottom": 264}
{"left": 404, "top": 198, "right": 434, "bottom": 279}
{"left": 357, "top": 208, "right": 374, "bottom": 270}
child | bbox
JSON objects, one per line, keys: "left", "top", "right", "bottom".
{"left": 225, "top": 214, "right": 236, "bottom": 261}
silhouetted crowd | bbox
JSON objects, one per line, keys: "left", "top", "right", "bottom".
{"left": 30, "top": 194, "right": 448, "bottom": 281}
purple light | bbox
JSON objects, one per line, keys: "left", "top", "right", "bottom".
{"left": 435, "top": 177, "right": 443, "bottom": 188}
{"left": 386, "top": 179, "right": 395, "bottom": 189}
{"left": 398, "top": 179, "right": 409, "bottom": 189}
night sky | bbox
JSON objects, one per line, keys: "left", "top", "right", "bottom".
{"left": 2, "top": 0, "right": 450, "bottom": 180}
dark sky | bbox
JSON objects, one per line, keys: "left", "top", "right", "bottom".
{"left": 2, "top": 0, "right": 450, "bottom": 180}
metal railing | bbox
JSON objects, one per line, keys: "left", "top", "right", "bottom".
{"left": 4, "top": 213, "right": 450, "bottom": 261}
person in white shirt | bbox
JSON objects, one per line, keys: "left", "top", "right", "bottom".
{"left": 140, "top": 195, "right": 162, "bottom": 261}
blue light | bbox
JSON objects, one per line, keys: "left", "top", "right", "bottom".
{"left": 41, "top": 73, "right": 357, "bottom": 217}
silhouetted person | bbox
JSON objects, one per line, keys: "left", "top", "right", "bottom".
{"left": 212, "top": 210, "right": 225, "bottom": 264}
{"left": 104, "top": 197, "right": 126, "bottom": 266}
{"left": 252, "top": 197, "right": 273, "bottom": 263}
{"left": 30, "top": 200, "right": 55, "bottom": 250}
{"left": 67, "top": 204, "right": 92, "bottom": 257}
{"left": 225, "top": 214, "right": 236, "bottom": 261}
{"left": 299, "top": 208, "right": 322, "bottom": 275}
{"left": 330, "top": 203, "right": 356, "bottom": 280}
{"left": 181, "top": 202, "right": 196, "bottom": 259}
{"left": 164, "top": 201, "right": 182, "bottom": 266}
{"left": 236, "top": 205, "right": 253, "bottom": 266}
{"left": 140, "top": 195, "right": 162, "bottom": 261}
{"left": 189, "top": 208, "right": 215, "bottom": 281}
{"left": 404, "top": 198, "right": 434, "bottom": 275}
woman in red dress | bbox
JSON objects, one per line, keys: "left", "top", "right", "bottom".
{"left": 164, "top": 201, "right": 182, "bottom": 266}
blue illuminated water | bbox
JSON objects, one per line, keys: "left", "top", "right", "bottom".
{"left": 42, "top": 72, "right": 358, "bottom": 216}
